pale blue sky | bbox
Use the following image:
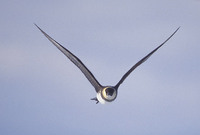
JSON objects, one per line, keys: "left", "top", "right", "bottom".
{"left": 1, "top": 0, "right": 200, "bottom": 135}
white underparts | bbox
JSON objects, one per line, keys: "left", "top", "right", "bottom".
{"left": 97, "top": 92, "right": 106, "bottom": 104}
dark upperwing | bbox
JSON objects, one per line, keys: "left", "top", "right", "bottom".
{"left": 115, "top": 27, "right": 180, "bottom": 89}
{"left": 35, "top": 24, "right": 103, "bottom": 92}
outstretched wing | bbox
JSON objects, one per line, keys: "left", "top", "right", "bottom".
{"left": 35, "top": 24, "right": 102, "bottom": 92}
{"left": 115, "top": 27, "right": 180, "bottom": 89}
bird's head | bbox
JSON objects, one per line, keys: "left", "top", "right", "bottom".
{"left": 96, "top": 87, "right": 117, "bottom": 104}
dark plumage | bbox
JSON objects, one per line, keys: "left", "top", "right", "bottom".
{"left": 35, "top": 24, "right": 179, "bottom": 104}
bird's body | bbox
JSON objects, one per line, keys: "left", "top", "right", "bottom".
{"left": 35, "top": 24, "right": 179, "bottom": 104}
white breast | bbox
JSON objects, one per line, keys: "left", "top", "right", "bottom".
{"left": 97, "top": 92, "right": 106, "bottom": 104}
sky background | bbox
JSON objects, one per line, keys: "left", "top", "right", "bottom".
{"left": 1, "top": 0, "right": 200, "bottom": 135}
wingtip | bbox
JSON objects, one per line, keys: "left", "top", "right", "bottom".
{"left": 177, "top": 26, "right": 181, "bottom": 30}
{"left": 34, "top": 23, "right": 38, "bottom": 28}
{"left": 34, "top": 23, "right": 42, "bottom": 31}
{"left": 175, "top": 26, "right": 181, "bottom": 33}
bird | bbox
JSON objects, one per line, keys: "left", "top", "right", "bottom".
{"left": 35, "top": 24, "right": 179, "bottom": 104}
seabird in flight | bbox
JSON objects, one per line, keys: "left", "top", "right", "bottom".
{"left": 35, "top": 24, "right": 179, "bottom": 104}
